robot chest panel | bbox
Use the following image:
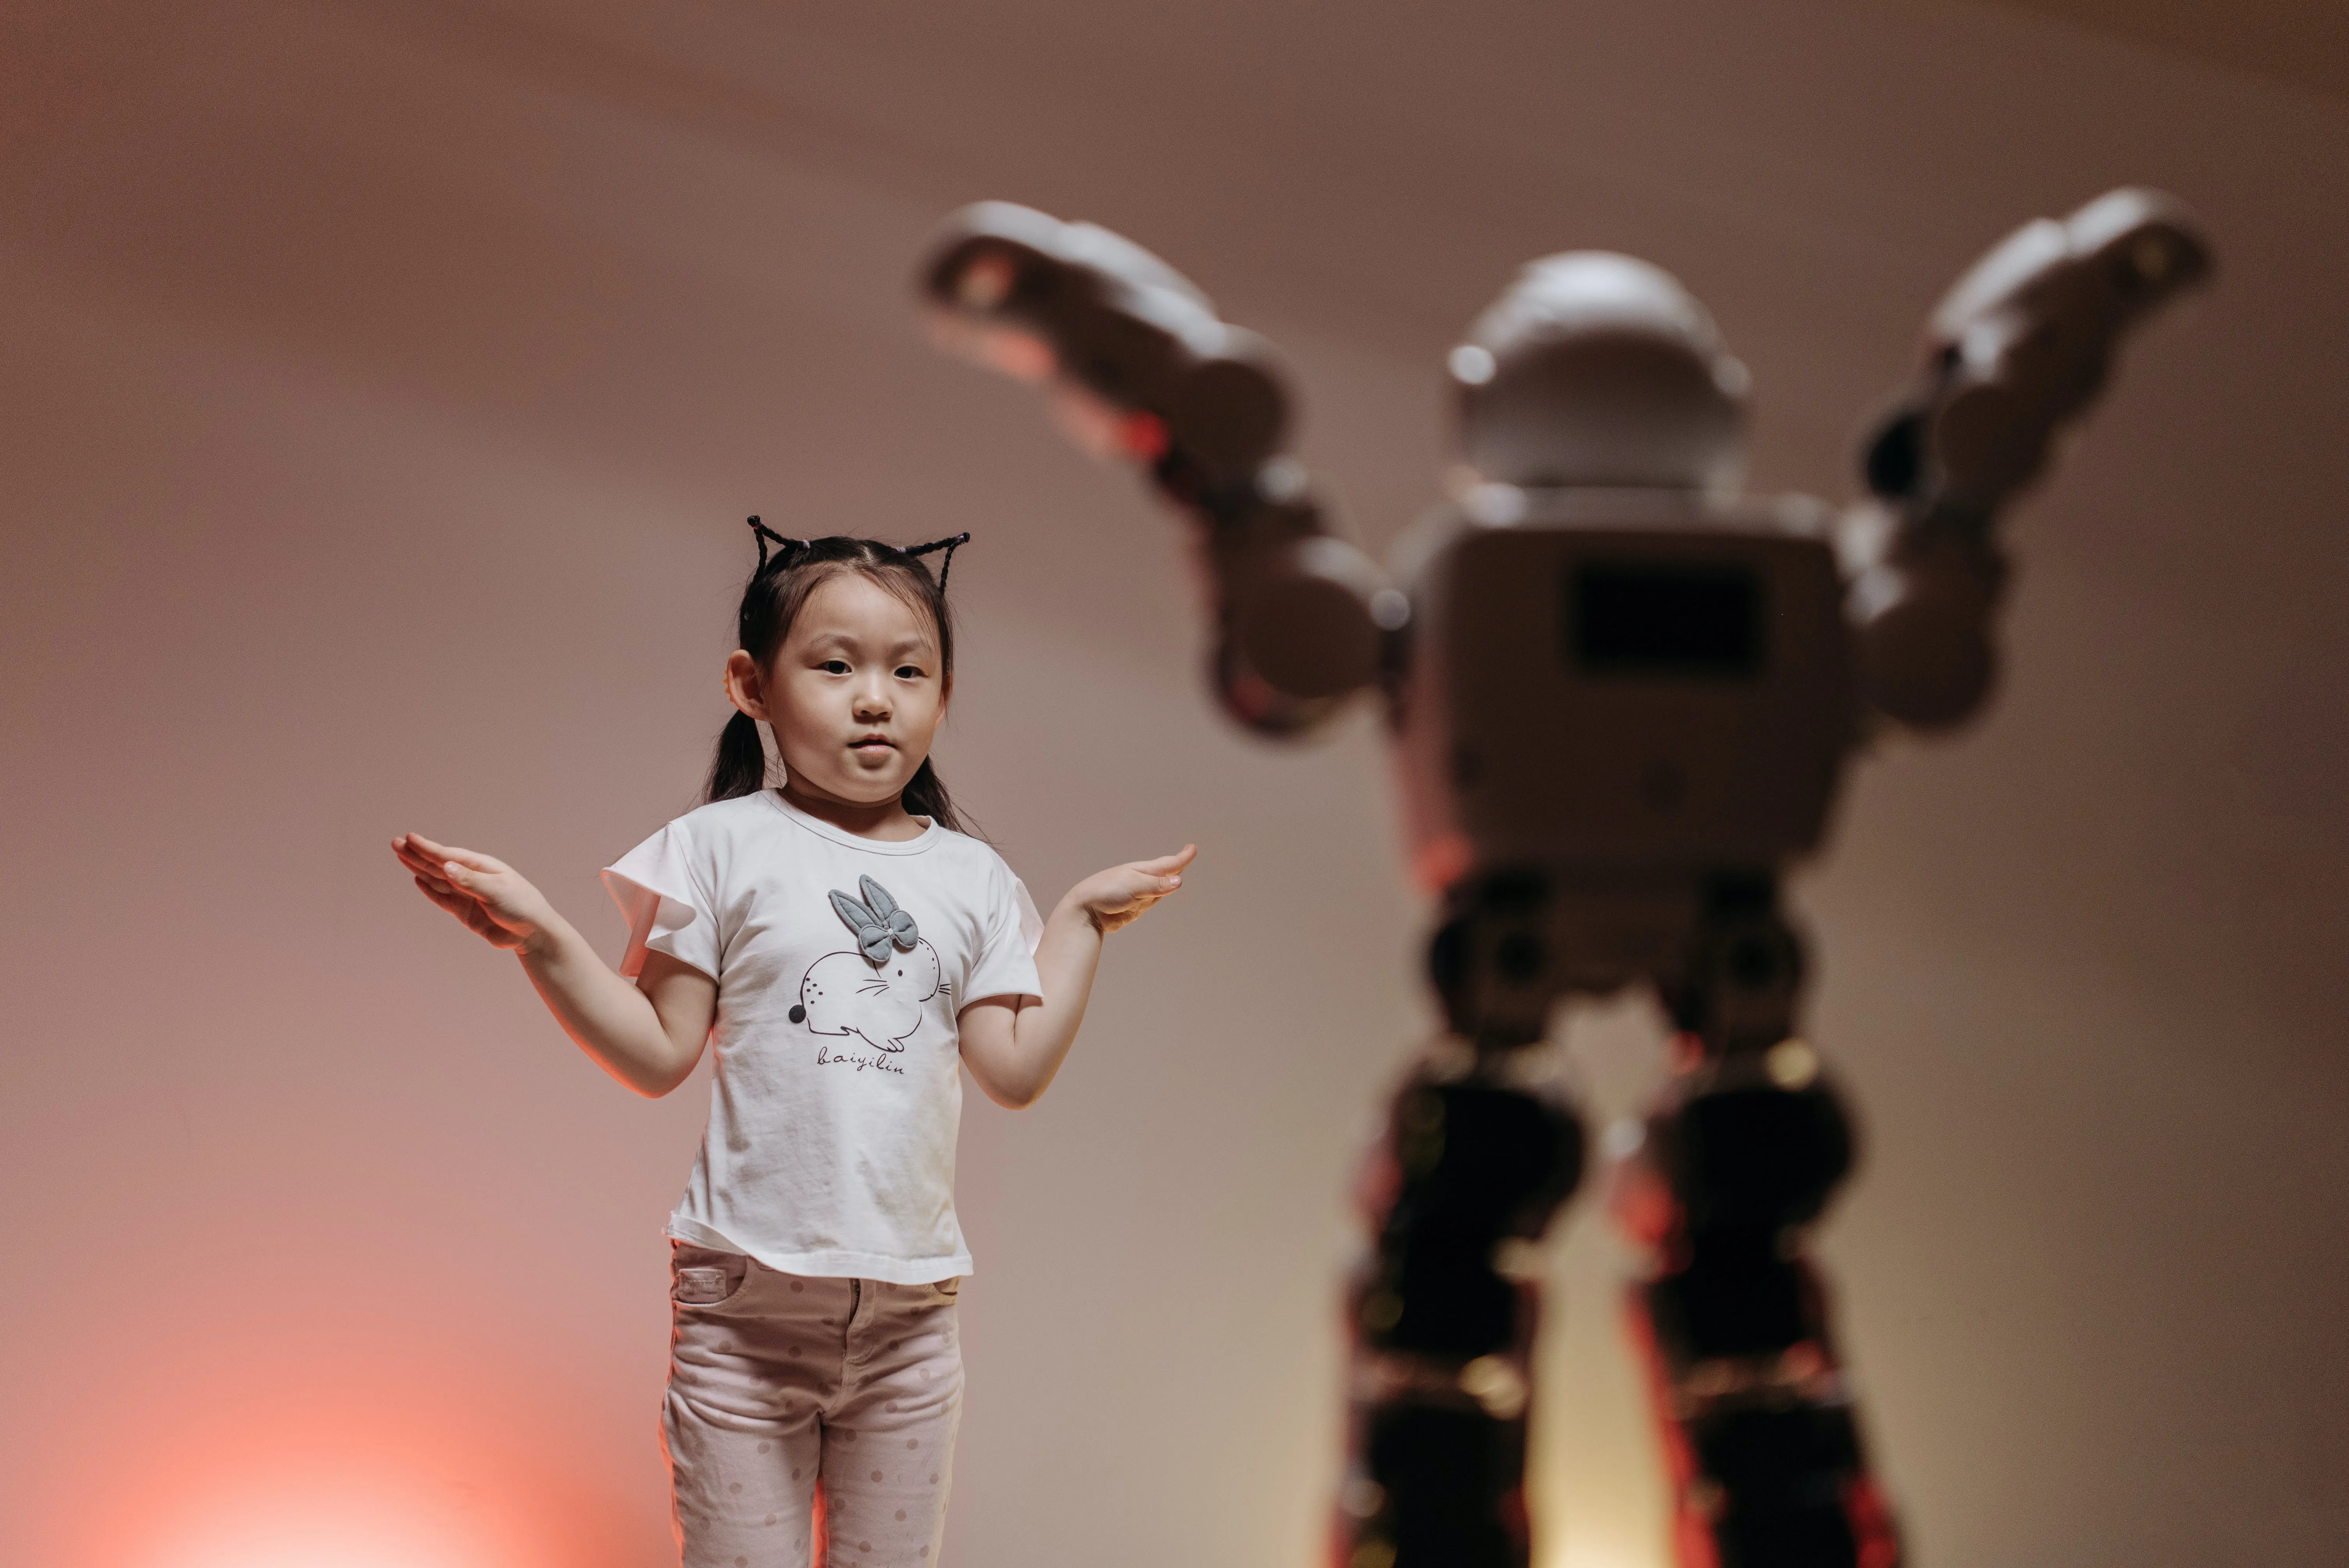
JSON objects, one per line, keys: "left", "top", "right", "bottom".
{"left": 1411, "top": 524, "right": 1857, "bottom": 868}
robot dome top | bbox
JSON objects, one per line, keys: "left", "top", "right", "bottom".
{"left": 1452, "top": 251, "right": 1751, "bottom": 495}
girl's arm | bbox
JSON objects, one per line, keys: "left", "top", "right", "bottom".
{"left": 957, "top": 845, "right": 1196, "bottom": 1109}
{"left": 393, "top": 833, "right": 718, "bottom": 1098}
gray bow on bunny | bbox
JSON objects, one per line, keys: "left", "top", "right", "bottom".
{"left": 830, "top": 876, "right": 920, "bottom": 964}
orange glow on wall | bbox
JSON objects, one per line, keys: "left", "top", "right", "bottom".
{"left": 137, "top": 1470, "right": 522, "bottom": 1568}
{"left": 59, "top": 1363, "right": 643, "bottom": 1568}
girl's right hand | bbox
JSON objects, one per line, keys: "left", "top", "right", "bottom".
{"left": 392, "top": 832, "right": 559, "bottom": 953}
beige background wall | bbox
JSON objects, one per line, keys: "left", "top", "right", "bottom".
{"left": 3, "top": 2, "right": 2343, "bottom": 1565}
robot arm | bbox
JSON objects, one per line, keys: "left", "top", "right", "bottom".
{"left": 917, "top": 203, "right": 1400, "bottom": 735}
{"left": 1844, "top": 188, "right": 2213, "bottom": 729}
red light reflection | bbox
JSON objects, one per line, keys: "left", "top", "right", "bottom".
{"left": 61, "top": 1365, "right": 643, "bottom": 1568}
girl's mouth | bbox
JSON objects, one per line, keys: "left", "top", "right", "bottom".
{"left": 850, "top": 737, "right": 895, "bottom": 752}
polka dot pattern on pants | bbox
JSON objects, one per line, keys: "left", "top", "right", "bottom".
{"left": 665, "top": 1267, "right": 959, "bottom": 1568}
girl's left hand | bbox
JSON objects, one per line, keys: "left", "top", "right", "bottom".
{"left": 1066, "top": 844, "right": 1197, "bottom": 936}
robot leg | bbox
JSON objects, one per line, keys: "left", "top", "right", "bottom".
{"left": 1338, "top": 1054, "right": 1585, "bottom": 1568}
{"left": 1615, "top": 890, "right": 1898, "bottom": 1568}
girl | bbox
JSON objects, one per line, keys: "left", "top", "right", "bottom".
{"left": 392, "top": 526, "right": 1194, "bottom": 1568}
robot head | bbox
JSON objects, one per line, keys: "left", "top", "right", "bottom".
{"left": 1451, "top": 253, "right": 1749, "bottom": 493}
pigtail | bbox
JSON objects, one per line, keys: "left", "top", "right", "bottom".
{"left": 706, "top": 709, "right": 769, "bottom": 803}
{"left": 900, "top": 757, "right": 969, "bottom": 837}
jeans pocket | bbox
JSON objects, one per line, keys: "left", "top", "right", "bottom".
{"left": 671, "top": 1245, "right": 754, "bottom": 1308}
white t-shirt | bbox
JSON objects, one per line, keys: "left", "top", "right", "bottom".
{"left": 601, "top": 790, "right": 1044, "bottom": 1283}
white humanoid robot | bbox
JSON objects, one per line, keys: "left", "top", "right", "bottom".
{"left": 914, "top": 191, "right": 2210, "bottom": 1568}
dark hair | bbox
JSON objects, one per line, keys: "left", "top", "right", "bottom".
{"left": 705, "top": 527, "right": 973, "bottom": 836}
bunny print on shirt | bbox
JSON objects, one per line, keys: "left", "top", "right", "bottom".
{"left": 788, "top": 875, "right": 948, "bottom": 1054}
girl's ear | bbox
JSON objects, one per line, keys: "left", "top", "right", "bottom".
{"left": 723, "top": 649, "right": 770, "bottom": 720}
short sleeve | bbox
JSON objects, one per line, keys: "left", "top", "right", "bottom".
{"left": 601, "top": 821, "right": 721, "bottom": 981}
{"left": 962, "top": 862, "right": 1045, "bottom": 1006}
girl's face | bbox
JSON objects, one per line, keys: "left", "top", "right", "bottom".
{"left": 733, "top": 570, "right": 950, "bottom": 809}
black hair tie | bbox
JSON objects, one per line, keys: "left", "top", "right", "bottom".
{"left": 900, "top": 531, "right": 972, "bottom": 591}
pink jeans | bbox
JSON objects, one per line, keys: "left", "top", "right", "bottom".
{"left": 663, "top": 1243, "right": 965, "bottom": 1568}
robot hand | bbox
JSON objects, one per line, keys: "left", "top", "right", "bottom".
{"left": 918, "top": 202, "right": 1402, "bottom": 732}
{"left": 918, "top": 201, "right": 1291, "bottom": 494}
{"left": 1868, "top": 187, "right": 2212, "bottom": 509}
{"left": 1846, "top": 188, "right": 2213, "bottom": 728}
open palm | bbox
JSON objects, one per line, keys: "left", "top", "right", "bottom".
{"left": 1072, "top": 844, "right": 1198, "bottom": 935}
{"left": 391, "top": 832, "right": 556, "bottom": 951}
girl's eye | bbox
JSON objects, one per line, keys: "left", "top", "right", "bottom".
{"left": 820, "top": 659, "right": 850, "bottom": 674}
{"left": 895, "top": 665, "right": 924, "bottom": 680}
